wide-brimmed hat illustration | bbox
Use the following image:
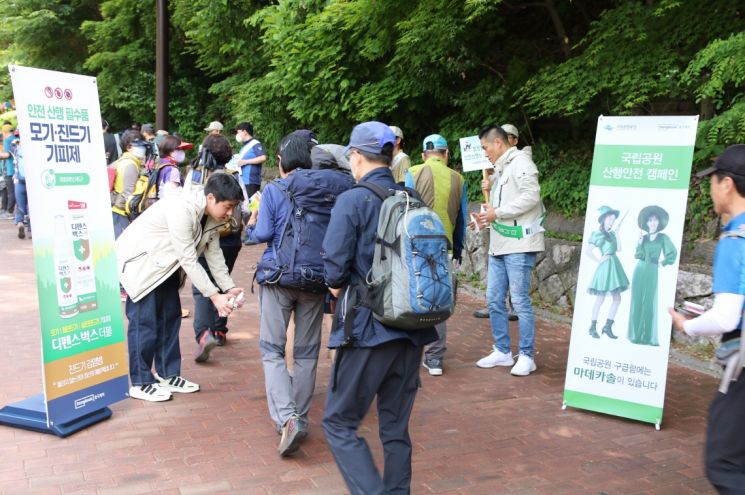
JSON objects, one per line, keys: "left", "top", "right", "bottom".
{"left": 597, "top": 205, "right": 620, "bottom": 224}
{"left": 638, "top": 205, "right": 669, "bottom": 232}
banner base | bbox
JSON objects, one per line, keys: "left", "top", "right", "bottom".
{"left": 563, "top": 389, "right": 663, "bottom": 428}
{"left": 0, "top": 393, "right": 112, "bottom": 437}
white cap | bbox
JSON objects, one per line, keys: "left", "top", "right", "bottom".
{"left": 204, "top": 121, "right": 224, "bottom": 132}
{"left": 501, "top": 124, "right": 519, "bottom": 138}
{"left": 388, "top": 125, "right": 404, "bottom": 139}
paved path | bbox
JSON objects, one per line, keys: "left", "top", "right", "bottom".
{"left": 0, "top": 220, "right": 717, "bottom": 494}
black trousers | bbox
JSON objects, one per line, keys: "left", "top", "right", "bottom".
{"left": 706, "top": 375, "right": 745, "bottom": 494}
{"left": 4, "top": 175, "right": 14, "bottom": 214}
{"left": 322, "top": 340, "right": 423, "bottom": 495}
{"left": 192, "top": 241, "right": 241, "bottom": 340}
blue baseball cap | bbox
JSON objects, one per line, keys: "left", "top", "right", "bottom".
{"left": 423, "top": 134, "right": 448, "bottom": 151}
{"left": 344, "top": 121, "right": 395, "bottom": 155}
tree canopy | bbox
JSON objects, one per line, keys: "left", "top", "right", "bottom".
{"left": 0, "top": 0, "right": 743, "bottom": 231}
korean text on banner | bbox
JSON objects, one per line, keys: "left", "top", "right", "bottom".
{"left": 563, "top": 115, "right": 698, "bottom": 427}
{"left": 9, "top": 65, "right": 129, "bottom": 427}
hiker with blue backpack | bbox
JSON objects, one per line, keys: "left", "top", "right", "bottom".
{"left": 321, "top": 121, "right": 452, "bottom": 495}
{"left": 247, "top": 132, "right": 354, "bottom": 457}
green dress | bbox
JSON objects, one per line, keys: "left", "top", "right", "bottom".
{"left": 627, "top": 232, "right": 677, "bottom": 346}
{"left": 587, "top": 230, "right": 629, "bottom": 295}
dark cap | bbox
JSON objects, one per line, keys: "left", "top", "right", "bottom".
{"left": 697, "top": 145, "right": 745, "bottom": 178}
{"left": 344, "top": 121, "right": 395, "bottom": 155}
{"left": 141, "top": 123, "right": 154, "bottom": 134}
{"left": 234, "top": 122, "right": 254, "bottom": 135}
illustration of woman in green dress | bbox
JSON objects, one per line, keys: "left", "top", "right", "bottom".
{"left": 586, "top": 206, "right": 630, "bottom": 339}
{"left": 627, "top": 205, "right": 677, "bottom": 346}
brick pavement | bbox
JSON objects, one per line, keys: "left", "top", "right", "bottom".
{"left": 0, "top": 219, "right": 718, "bottom": 494}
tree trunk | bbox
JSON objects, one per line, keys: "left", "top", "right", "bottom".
{"left": 543, "top": 0, "right": 572, "bottom": 60}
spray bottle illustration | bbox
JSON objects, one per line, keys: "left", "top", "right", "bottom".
{"left": 68, "top": 200, "right": 98, "bottom": 312}
{"left": 54, "top": 214, "right": 78, "bottom": 318}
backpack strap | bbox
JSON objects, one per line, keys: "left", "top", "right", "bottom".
{"left": 353, "top": 181, "right": 391, "bottom": 201}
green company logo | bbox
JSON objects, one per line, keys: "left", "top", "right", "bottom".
{"left": 41, "top": 169, "right": 56, "bottom": 189}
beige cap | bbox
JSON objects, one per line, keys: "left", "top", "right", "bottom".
{"left": 388, "top": 125, "right": 404, "bottom": 139}
{"left": 501, "top": 124, "right": 519, "bottom": 138}
{"left": 204, "top": 121, "right": 224, "bottom": 132}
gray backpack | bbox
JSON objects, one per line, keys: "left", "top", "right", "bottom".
{"left": 354, "top": 182, "right": 457, "bottom": 330}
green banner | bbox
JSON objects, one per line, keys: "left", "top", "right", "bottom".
{"left": 564, "top": 390, "right": 663, "bottom": 425}
{"left": 590, "top": 145, "right": 693, "bottom": 189}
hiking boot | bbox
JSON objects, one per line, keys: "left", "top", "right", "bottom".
{"left": 423, "top": 357, "right": 443, "bottom": 376}
{"left": 278, "top": 414, "right": 305, "bottom": 457}
{"left": 129, "top": 383, "right": 172, "bottom": 402}
{"left": 473, "top": 308, "right": 489, "bottom": 318}
{"left": 508, "top": 310, "right": 518, "bottom": 321}
{"left": 476, "top": 346, "right": 515, "bottom": 368}
{"left": 212, "top": 330, "right": 227, "bottom": 346}
{"left": 510, "top": 354, "right": 537, "bottom": 376}
{"left": 195, "top": 331, "right": 217, "bottom": 363}
{"left": 155, "top": 374, "right": 200, "bottom": 393}
{"left": 17, "top": 223, "right": 25, "bottom": 239}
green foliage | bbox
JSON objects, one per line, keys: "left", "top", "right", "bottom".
{"left": 0, "top": 0, "right": 743, "bottom": 242}
{"left": 0, "top": 0, "right": 100, "bottom": 97}
{"left": 519, "top": 1, "right": 743, "bottom": 121}
{"left": 533, "top": 143, "right": 592, "bottom": 219}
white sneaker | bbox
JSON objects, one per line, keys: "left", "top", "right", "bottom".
{"left": 154, "top": 374, "right": 200, "bottom": 393}
{"left": 129, "top": 383, "right": 172, "bottom": 402}
{"left": 476, "top": 346, "right": 515, "bottom": 368}
{"left": 510, "top": 354, "right": 537, "bottom": 376}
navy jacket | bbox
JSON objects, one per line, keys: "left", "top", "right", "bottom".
{"left": 322, "top": 167, "right": 438, "bottom": 348}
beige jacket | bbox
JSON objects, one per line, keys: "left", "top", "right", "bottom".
{"left": 116, "top": 189, "right": 235, "bottom": 302}
{"left": 488, "top": 147, "right": 545, "bottom": 255}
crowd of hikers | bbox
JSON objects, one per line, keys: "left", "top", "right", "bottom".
{"left": 95, "top": 116, "right": 745, "bottom": 494}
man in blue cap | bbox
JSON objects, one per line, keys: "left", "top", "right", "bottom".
{"left": 321, "top": 121, "right": 438, "bottom": 494}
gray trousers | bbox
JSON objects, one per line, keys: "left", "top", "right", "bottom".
{"left": 259, "top": 285, "right": 324, "bottom": 430}
{"left": 424, "top": 321, "right": 447, "bottom": 361}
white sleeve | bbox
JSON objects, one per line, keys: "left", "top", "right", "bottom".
{"left": 683, "top": 293, "right": 745, "bottom": 336}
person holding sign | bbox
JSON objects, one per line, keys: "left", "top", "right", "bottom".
{"left": 669, "top": 144, "right": 745, "bottom": 494}
{"left": 628, "top": 205, "right": 677, "bottom": 346}
{"left": 585, "top": 206, "right": 629, "bottom": 340}
{"left": 116, "top": 173, "right": 245, "bottom": 402}
{"left": 473, "top": 125, "right": 544, "bottom": 376}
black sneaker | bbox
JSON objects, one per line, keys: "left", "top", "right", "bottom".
{"left": 212, "top": 330, "right": 227, "bottom": 346}
{"left": 195, "top": 331, "right": 217, "bottom": 363}
{"left": 278, "top": 414, "right": 305, "bottom": 457}
{"left": 17, "top": 223, "right": 25, "bottom": 239}
{"left": 423, "top": 357, "right": 443, "bottom": 376}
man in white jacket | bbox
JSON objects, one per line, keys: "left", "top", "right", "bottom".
{"left": 473, "top": 125, "right": 545, "bottom": 376}
{"left": 117, "top": 174, "right": 245, "bottom": 401}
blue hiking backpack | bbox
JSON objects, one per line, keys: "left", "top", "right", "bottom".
{"left": 354, "top": 182, "right": 456, "bottom": 330}
{"left": 255, "top": 168, "right": 354, "bottom": 293}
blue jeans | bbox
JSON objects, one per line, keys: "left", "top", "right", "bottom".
{"left": 487, "top": 252, "right": 537, "bottom": 357}
{"left": 126, "top": 271, "right": 182, "bottom": 386}
{"left": 14, "top": 180, "right": 29, "bottom": 226}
